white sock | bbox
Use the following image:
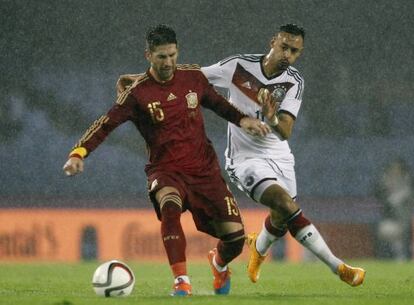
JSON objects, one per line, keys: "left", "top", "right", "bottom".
{"left": 213, "top": 255, "right": 228, "bottom": 272}
{"left": 175, "top": 275, "right": 190, "bottom": 284}
{"left": 294, "top": 224, "right": 343, "bottom": 273}
{"left": 256, "top": 224, "right": 279, "bottom": 256}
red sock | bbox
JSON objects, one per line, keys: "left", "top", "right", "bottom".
{"left": 171, "top": 262, "right": 187, "bottom": 278}
{"left": 216, "top": 230, "right": 245, "bottom": 266}
{"left": 286, "top": 210, "right": 311, "bottom": 237}
{"left": 264, "top": 215, "right": 288, "bottom": 237}
{"left": 160, "top": 200, "right": 186, "bottom": 276}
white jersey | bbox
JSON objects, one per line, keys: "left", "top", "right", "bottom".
{"left": 202, "top": 54, "right": 304, "bottom": 164}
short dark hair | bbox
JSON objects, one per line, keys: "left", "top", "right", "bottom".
{"left": 146, "top": 24, "right": 177, "bottom": 51}
{"left": 279, "top": 23, "right": 305, "bottom": 39}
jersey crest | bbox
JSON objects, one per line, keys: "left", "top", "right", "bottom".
{"left": 186, "top": 92, "right": 198, "bottom": 108}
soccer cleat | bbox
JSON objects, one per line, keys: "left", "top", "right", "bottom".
{"left": 208, "top": 248, "right": 231, "bottom": 295}
{"left": 171, "top": 277, "right": 192, "bottom": 296}
{"left": 337, "top": 263, "right": 366, "bottom": 287}
{"left": 246, "top": 232, "right": 267, "bottom": 283}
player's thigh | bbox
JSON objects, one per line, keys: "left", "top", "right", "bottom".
{"left": 188, "top": 175, "right": 244, "bottom": 238}
{"left": 226, "top": 157, "right": 297, "bottom": 202}
{"left": 147, "top": 173, "right": 187, "bottom": 220}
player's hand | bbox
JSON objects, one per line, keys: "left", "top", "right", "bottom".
{"left": 240, "top": 117, "right": 271, "bottom": 137}
{"left": 62, "top": 157, "right": 84, "bottom": 176}
{"left": 258, "top": 88, "right": 280, "bottom": 121}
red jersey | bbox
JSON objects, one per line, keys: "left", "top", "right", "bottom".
{"left": 74, "top": 64, "right": 246, "bottom": 176}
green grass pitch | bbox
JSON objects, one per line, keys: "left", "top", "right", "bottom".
{"left": 0, "top": 260, "right": 413, "bottom": 305}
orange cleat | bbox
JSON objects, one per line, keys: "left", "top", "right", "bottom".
{"left": 246, "top": 232, "right": 267, "bottom": 283}
{"left": 208, "top": 248, "right": 231, "bottom": 295}
{"left": 337, "top": 263, "right": 366, "bottom": 287}
{"left": 171, "top": 277, "right": 192, "bottom": 296}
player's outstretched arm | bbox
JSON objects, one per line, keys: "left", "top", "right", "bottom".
{"left": 240, "top": 117, "right": 271, "bottom": 137}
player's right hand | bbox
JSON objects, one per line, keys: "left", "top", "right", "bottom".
{"left": 258, "top": 88, "right": 280, "bottom": 121}
{"left": 62, "top": 157, "right": 84, "bottom": 176}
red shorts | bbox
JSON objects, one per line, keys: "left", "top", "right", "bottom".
{"left": 147, "top": 170, "right": 243, "bottom": 238}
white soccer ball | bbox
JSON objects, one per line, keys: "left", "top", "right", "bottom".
{"left": 92, "top": 260, "right": 135, "bottom": 297}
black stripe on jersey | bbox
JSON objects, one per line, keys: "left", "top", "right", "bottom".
{"left": 219, "top": 54, "right": 262, "bottom": 66}
{"left": 287, "top": 67, "right": 303, "bottom": 82}
{"left": 287, "top": 68, "right": 303, "bottom": 99}
{"left": 240, "top": 54, "right": 262, "bottom": 61}
{"left": 250, "top": 178, "right": 278, "bottom": 199}
{"left": 287, "top": 67, "right": 304, "bottom": 99}
{"left": 221, "top": 54, "right": 261, "bottom": 64}
{"left": 226, "top": 125, "right": 232, "bottom": 159}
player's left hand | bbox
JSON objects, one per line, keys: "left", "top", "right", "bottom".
{"left": 240, "top": 117, "right": 271, "bottom": 137}
{"left": 259, "top": 88, "right": 280, "bottom": 121}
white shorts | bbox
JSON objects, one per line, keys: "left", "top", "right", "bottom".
{"left": 226, "top": 157, "right": 297, "bottom": 202}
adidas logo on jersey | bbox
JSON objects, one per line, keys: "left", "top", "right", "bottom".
{"left": 167, "top": 93, "right": 177, "bottom": 101}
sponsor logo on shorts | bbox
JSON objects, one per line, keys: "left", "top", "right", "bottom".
{"left": 245, "top": 176, "right": 255, "bottom": 187}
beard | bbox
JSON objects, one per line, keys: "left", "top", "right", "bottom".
{"left": 277, "top": 60, "right": 289, "bottom": 71}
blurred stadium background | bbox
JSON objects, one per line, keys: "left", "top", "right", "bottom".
{"left": 0, "top": 0, "right": 413, "bottom": 263}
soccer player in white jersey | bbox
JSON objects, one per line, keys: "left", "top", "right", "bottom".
{"left": 201, "top": 24, "right": 366, "bottom": 287}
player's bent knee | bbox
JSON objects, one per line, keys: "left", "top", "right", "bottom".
{"left": 220, "top": 227, "right": 245, "bottom": 243}
{"left": 261, "top": 185, "right": 297, "bottom": 214}
{"left": 155, "top": 186, "right": 180, "bottom": 203}
{"left": 158, "top": 191, "right": 182, "bottom": 212}
{"left": 214, "top": 221, "right": 244, "bottom": 239}
{"left": 269, "top": 210, "right": 286, "bottom": 225}
{"left": 220, "top": 235, "right": 245, "bottom": 260}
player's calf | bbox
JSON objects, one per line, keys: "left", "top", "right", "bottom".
{"left": 208, "top": 248, "right": 232, "bottom": 295}
{"left": 208, "top": 234, "right": 244, "bottom": 295}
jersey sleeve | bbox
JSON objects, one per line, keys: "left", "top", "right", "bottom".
{"left": 116, "top": 74, "right": 141, "bottom": 97}
{"left": 72, "top": 94, "right": 137, "bottom": 156}
{"left": 201, "top": 56, "right": 238, "bottom": 88}
{"left": 198, "top": 72, "right": 246, "bottom": 126}
{"left": 279, "top": 77, "right": 304, "bottom": 119}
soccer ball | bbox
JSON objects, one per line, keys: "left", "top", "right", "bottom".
{"left": 92, "top": 260, "right": 135, "bottom": 297}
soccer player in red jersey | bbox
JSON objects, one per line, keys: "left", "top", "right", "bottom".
{"left": 63, "top": 24, "right": 270, "bottom": 296}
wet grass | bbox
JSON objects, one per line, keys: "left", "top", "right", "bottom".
{"left": 0, "top": 260, "right": 412, "bottom": 305}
